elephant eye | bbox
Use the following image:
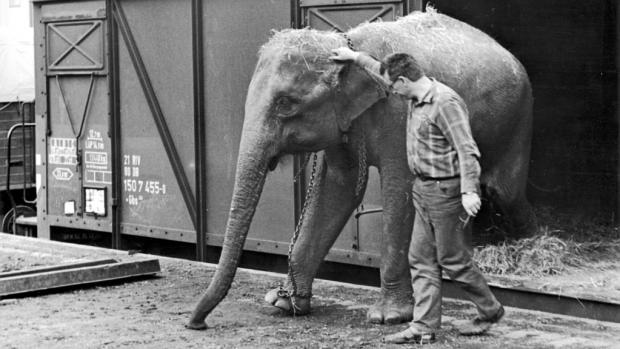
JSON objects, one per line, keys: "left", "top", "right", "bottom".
{"left": 274, "top": 96, "right": 299, "bottom": 117}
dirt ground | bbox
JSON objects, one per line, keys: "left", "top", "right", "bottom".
{"left": 1, "top": 234, "right": 620, "bottom": 349}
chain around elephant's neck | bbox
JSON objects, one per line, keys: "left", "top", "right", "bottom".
{"left": 343, "top": 32, "right": 355, "bottom": 50}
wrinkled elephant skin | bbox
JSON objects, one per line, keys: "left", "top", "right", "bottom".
{"left": 188, "top": 12, "right": 536, "bottom": 329}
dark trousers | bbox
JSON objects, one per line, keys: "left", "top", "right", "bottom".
{"left": 409, "top": 177, "right": 501, "bottom": 330}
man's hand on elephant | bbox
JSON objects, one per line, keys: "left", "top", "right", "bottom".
{"left": 462, "top": 192, "right": 481, "bottom": 217}
{"left": 329, "top": 47, "right": 359, "bottom": 62}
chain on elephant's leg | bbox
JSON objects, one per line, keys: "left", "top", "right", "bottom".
{"left": 264, "top": 285, "right": 311, "bottom": 315}
{"left": 265, "top": 153, "right": 323, "bottom": 316}
{"left": 288, "top": 153, "right": 319, "bottom": 315}
{"left": 265, "top": 147, "right": 364, "bottom": 318}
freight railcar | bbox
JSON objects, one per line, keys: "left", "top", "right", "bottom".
{"left": 32, "top": 0, "right": 424, "bottom": 266}
{"left": 31, "top": 0, "right": 617, "bottom": 268}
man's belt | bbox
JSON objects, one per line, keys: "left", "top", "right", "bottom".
{"left": 416, "top": 174, "right": 460, "bottom": 181}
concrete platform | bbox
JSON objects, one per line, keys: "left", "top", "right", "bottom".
{"left": 1, "top": 233, "right": 619, "bottom": 348}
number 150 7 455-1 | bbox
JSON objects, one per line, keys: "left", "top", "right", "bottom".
{"left": 123, "top": 179, "right": 167, "bottom": 195}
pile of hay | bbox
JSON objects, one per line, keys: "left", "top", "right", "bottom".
{"left": 474, "top": 226, "right": 620, "bottom": 277}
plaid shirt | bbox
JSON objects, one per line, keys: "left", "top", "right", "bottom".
{"left": 407, "top": 80, "right": 481, "bottom": 194}
{"left": 355, "top": 54, "right": 481, "bottom": 194}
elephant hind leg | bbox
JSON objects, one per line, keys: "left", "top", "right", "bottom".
{"left": 483, "top": 113, "right": 538, "bottom": 239}
{"left": 485, "top": 179, "right": 538, "bottom": 239}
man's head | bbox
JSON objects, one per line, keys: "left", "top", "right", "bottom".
{"left": 380, "top": 53, "right": 425, "bottom": 96}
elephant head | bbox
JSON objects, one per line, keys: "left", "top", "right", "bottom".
{"left": 187, "top": 29, "right": 388, "bottom": 329}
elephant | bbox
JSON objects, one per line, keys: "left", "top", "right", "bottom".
{"left": 187, "top": 10, "right": 537, "bottom": 330}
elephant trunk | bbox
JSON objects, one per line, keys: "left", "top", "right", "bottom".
{"left": 187, "top": 135, "right": 271, "bottom": 330}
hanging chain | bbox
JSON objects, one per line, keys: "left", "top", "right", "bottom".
{"left": 279, "top": 33, "right": 372, "bottom": 313}
{"left": 293, "top": 153, "right": 312, "bottom": 184}
{"left": 355, "top": 130, "right": 368, "bottom": 197}
{"left": 284, "top": 152, "right": 319, "bottom": 315}
{"left": 341, "top": 33, "right": 369, "bottom": 198}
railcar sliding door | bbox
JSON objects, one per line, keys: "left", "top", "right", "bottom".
{"left": 35, "top": 1, "right": 113, "bottom": 238}
{"left": 296, "top": 0, "right": 421, "bottom": 268}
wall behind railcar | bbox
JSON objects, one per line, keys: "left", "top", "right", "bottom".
{"left": 429, "top": 0, "right": 618, "bottom": 219}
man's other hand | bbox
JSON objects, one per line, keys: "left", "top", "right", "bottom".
{"left": 329, "top": 47, "right": 359, "bottom": 62}
{"left": 462, "top": 192, "right": 481, "bottom": 217}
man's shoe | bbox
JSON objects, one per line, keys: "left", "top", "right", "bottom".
{"left": 383, "top": 326, "right": 436, "bottom": 345}
{"left": 458, "top": 305, "right": 505, "bottom": 336}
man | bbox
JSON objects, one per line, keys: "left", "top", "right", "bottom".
{"left": 330, "top": 47, "right": 504, "bottom": 345}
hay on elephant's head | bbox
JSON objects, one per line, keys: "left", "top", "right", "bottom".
{"left": 259, "top": 28, "right": 346, "bottom": 69}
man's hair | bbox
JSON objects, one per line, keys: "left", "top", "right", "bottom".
{"left": 380, "top": 53, "right": 425, "bottom": 83}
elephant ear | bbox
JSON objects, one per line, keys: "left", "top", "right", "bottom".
{"left": 333, "top": 63, "right": 389, "bottom": 133}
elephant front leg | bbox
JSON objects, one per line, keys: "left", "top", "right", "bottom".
{"left": 265, "top": 150, "right": 363, "bottom": 315}
{"left": 367, "top": 165, "right": 415, "bottom": 324}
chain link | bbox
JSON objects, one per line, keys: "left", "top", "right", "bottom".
{"left": 343, "top": 32, "right": 354, "bottom": 50}
{"left": 287, "top": 152, "right": 319, "bottom": 315}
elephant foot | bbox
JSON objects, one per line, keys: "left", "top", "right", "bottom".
{"left": 367, "top": 299, "right": 413, "bottom": 325}
{"left": 264, "top": 287, "right": 311, "bottom": 315}
{"left": 185, "top": 321, "right": 208, "bottom": 331}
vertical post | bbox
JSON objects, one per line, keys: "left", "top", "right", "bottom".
{"left": 33, "top": 1, "right": 51, "bottom": 239}
{"left": 192, "top": 0, "right": 207, "bottom": 262}
{"left": 108, "top": 0, "right": 122, "bottom": 249}
{"left": 406, "top": 0, "right": 425, "bottom": 13}
{"left": 290, "top": 0, "right": 301, "bottom": 29}
{"left": 616, "top": 0, "right": 620, "bottom": 225}
{"left": 291, "top": 0, "right": 305, "bottom": 225}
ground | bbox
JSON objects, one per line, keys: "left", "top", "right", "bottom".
{"left": 1, "top": 234, "right": 619, "bottom": 349}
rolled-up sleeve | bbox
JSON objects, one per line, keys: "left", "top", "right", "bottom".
{"left": 354, "top": 53, "right": 382, "bottom": 75}
{"left": 436, "top": 98, "right": 481, "bottom": 194}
